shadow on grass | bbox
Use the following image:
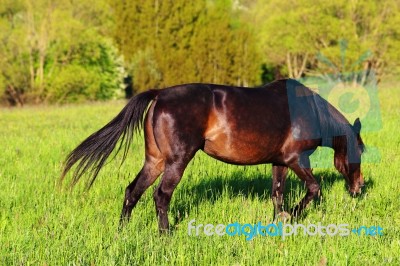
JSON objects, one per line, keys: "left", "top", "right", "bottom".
{"left": 171, "top": 168, "right": 374, "bottom": 228}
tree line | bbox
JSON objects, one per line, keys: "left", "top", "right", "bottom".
{"left": 0, "top": 0, "right": 399, "bottom": 106}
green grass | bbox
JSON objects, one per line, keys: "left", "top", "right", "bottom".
{"left": 1, "top": 87, "right": 399, "bottom": 265}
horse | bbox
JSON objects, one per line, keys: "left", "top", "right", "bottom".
{"left": 60, "top": 78, "right": 365, "bottom": 232}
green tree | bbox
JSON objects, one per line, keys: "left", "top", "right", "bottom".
{"left": 0, "top": 0, "right": 124, "bottom": 105}
{"left": 111, "top": 0, "right": 261, "bottom": 93}
{"left": 253, "top": 0, "right": 400, "bottom": 81}
{"left": 0, "top": 0, "right": 29, "bottom": 105}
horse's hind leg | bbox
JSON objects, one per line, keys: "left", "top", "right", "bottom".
{"left": 153, "top": 154, "right": 196, "bottom": 233}
{"left": 286, "top": 153, "right": 320, "bottom": 217}
{"left": 119, "top": 157, "right": 164, "bottom": 227}
{"left": 271, "top": 165, "right": 288, "bottom": 220}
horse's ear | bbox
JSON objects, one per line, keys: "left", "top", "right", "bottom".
{"left": 353, "top": 118, "right": 361, "bottom": 134}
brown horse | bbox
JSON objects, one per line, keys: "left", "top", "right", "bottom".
{"left": 61, "top": 79, "right": 365, "bottom": 232}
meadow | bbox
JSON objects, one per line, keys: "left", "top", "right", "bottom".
{"left": 0, "top": 85, "right": 399, "bottom": 265}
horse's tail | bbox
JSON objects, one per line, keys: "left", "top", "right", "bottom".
{"left": 60, "top": 89, "right": 160, "bottom": 188}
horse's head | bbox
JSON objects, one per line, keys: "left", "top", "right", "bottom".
{"left": 333, "top": 118, "right": 365, "bottom": 196}
{"left": 347, "top": 118, "right": 365, "bottom": 196}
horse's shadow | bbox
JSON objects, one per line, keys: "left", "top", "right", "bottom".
{"left": 170, "top": 168, "right": 373, "bottom": 226}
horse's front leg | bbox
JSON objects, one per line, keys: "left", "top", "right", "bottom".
{"left": 287, "top": 153, "right": 321, "bottom": 217}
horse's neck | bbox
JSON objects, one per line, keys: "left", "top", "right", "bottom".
{"left": 331, "top": 135, "right": 347, "bottom": 155}
{"left": 331, "top": 133, "right": 359, "bottom": 161}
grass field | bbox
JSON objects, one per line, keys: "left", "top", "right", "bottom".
{"left": 1, "top": 86, "right": 399, "bottom": 265}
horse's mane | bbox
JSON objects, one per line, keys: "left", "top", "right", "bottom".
{"left": 284, "top": 79, "right": 364, "bottom": 160}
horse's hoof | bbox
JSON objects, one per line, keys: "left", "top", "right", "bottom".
{"left": 276, "top": 211, "right": 291, "bottom": 223}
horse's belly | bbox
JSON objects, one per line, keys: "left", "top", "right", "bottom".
{"left": 203, "top": 136, "right": 272, "bottom": 165}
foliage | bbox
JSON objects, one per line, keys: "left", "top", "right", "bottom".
{"left": 45, "top": 39, "right": 125, "bottom": 103}
{"left": 254, "top": 0, "right": 400, "bottom": 81}
{"left": 111, "top": 0, "right": 261, "bottom": 93}
{"left": 1, "top": 0, "right": 400, "bottom": 105}
{"left": 0, "top": 0, "right": 124, "bottom": 105}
